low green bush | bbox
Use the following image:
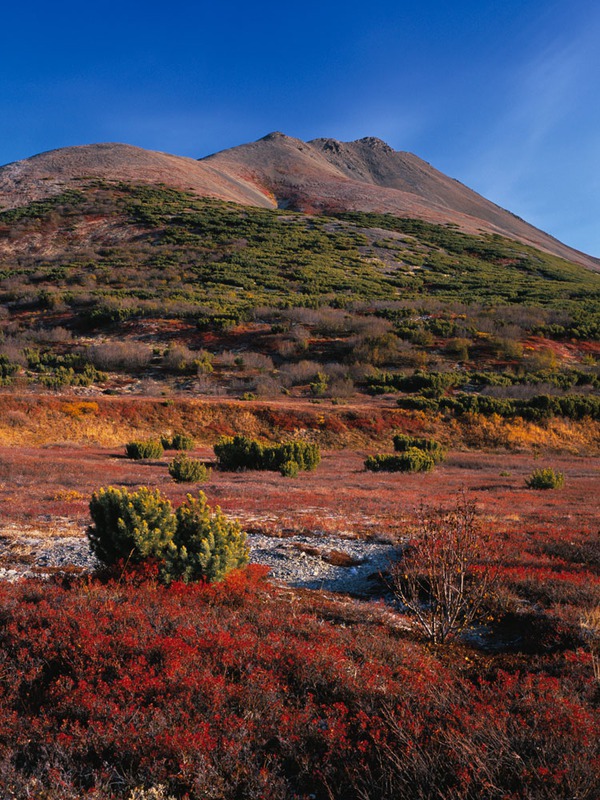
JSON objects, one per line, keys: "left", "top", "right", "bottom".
{"left": 398, "top": 392, "right": 600, "bottom": 421}
{"left": 393, "top": 434, "right": 446, "bottom": 463}
{"left": 168, "top": 454, "right": 211, "bottom": 483}
{"left": 161, "top": 433, "right": 195, "bottom": 450}
{"left": 280, "top": 460, "right": 299, "bottom": 478}
{"left": 525, "top": 467, "right": 565, "bottom": 490}
{"left": 365, "top": 448, "right": 435, "bottom": 473}
{"left": 173, "top": 493, "right": 249, "bottom": 583}
{"left": 125, "top": 440, "right": 164, "bottom": 460}
{"left": 214, "top": 435, "right": 320, "bottom": 473}
{"left": 88, "top": 486, "right": 248, "bottom": 583}
{"left": 172, "top": 433, "right": 195, "bottom": 450}
{"left": 88, "top": 486, "right": 176, "bottom": 566}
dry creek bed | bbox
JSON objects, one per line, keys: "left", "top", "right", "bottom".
{"left": 0, "top": 525, "right": 400, "bottom": 596}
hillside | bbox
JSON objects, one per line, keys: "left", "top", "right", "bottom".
{"left": 0, "top": 133, "right": 598, "bottom": 272}
{"left": 0, "top": 142, "right": 275, "bottom": 210}
{"left": 0, "top": 137, "right": 599, "bottom": 800}
{"left": 0, "top": 181, "right": 598, "bottom": 423}
{"left": 205, "top": 132, "right": 600, "bottom": 272}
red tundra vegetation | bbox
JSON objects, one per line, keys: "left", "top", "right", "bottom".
{"left": 0, "top": 565, "right": 598, "bottom": 800}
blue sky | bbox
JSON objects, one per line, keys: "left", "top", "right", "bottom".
{"left": 1, "top": 0, "right": 599, "bottom": 255}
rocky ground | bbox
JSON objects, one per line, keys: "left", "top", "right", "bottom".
{"left": 0, "top": 524, "right": 399, "bottom": 596}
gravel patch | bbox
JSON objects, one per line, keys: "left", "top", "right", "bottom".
{"left": 0, "top": 527, "right": 400, "bottom": 595}
{"left": 248, "top": 533, "right": 398, "bottom": 594}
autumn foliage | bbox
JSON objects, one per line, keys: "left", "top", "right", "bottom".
{"left": 0, "top": 571, "right": 598, "bottom": 799}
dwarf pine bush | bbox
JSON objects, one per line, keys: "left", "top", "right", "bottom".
{"left": 161, "top": 432, "right": 195, "bottom": 451}
{"left": 168, "top": 454, "right": 211, "bottom": 483}
{"left": 88, "top": 486, "right": 176, "bottom": 566}
{"left": 214, "top": 435, "right": 320, "bottom": 472}
{"left": 525, "top": 467, "right": 565, "bottom": 490}
{"left": 125, "top": 440, "right": 164, "bottom": 460}
{"left": 88, "top": 487, "right": 246, "bottom": 583}
{"left": 365, "top": 448, "right": 435, "bottom": 473}
{"left": 172, "top": 493, "right": 249, "bottom": 583}
{"left": 280, "top": 459, "right": 299, "bottom": 478}
{"left": 393, "top": 433, "right": 446, "bottom": 464}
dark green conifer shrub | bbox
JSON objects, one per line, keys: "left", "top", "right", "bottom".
{"left": 393, "top": 434, "right": 446, "bottom": 463}
{"left": 280, "top": 460, "right": 300, "bottom": 478}
{"left": 525, "top": 467, "right": 565, "bottom": 490}
{"left": 365, "top": 448, "right": 435, "bottom": 473}
{"left": 172, "top": 492, "right": 249, "bottom": 583}
{"left": 125, "top": 440, "right": 164, "bottom": 460}
{"left": 161, "top": 433, "right": 195, "bottom": 450}
{"left": 171, "top": 433, "right": 195, "bottom": 451}
{"left": 214, "top": 435, "right": 320, "bottom": 472}
{"left": 168, "top": 454, "right": 211, "bottom": 483}
{"left": 88, "top": 486, "right": 176, "bottom": 566}
{"left": 88, "top": 487, "right": 247, "bottom": 583}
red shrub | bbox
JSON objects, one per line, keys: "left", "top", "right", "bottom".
{"left": 0, "top": 570, "right": 598, "bottom": 799}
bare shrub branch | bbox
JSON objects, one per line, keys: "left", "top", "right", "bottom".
{"left": 391, "top": 494, "right": 496, "bottom": 644}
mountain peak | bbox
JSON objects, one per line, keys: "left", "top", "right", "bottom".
{"left": 259, "top": 131, "right": 292, "bottom": 142}
{"left": 354, "top": 136, "right": 394, "bottom": 152}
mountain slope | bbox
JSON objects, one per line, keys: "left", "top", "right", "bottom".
{"left": 0, "top": 134, "right": 597, "bottom": 272}
{"left": 203, "top": 133, "right": 600, "bottom": 272}
{"left": 0, "top": 143, "right": 275, "bottom": 210}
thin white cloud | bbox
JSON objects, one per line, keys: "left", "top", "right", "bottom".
{"left": 460, "top": 9, "right": 600, "bottom": 253}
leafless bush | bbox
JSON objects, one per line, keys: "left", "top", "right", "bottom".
{"left": 0, "top": 338, "right": 27, "bottom": 366}
{"left": 136, "top": 379, "right": 165, "bottom": 396}
{"left": 580, "top": 607, "right": 600, "bottom": 681}
{"left": 279, "top": 360, "right": 321, "bottom": 387}
{"left": 237, "top": 352, "right": 274, "bottom": 372}
{"left": 217, "top": 350, "right": 239, "bottom": 368}
{"left": 276, "top": 338, "right": 306, "bottom": 358}
{"left": 194, "top": 374, "right": 220, "bottom": 395}
{"left": 328, "top": 377, "right": 355, "bottom": 398}
{"left": 253, "top": 375, "right": 284, "bottom": 397}
{"left": 32, "top": 326, "right": 72, "bottom": 344}
{"left": 390, "top": 495, "right": 496, "bottom": 644}
{"left": 162, "top": 345, "right": 196, "bottom": 372}
{"left": 87, "top": 341, "right": 154, "bottom": 371}
{"left": 349, "top": 332, "right": 402, "bottom": 366}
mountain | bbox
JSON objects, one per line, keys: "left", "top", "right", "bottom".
{"left": 0, "top": 143, "right": 274, "bottom": 210}
{"left": 0, "top": 134, "right": 598, "bottom": 272}
{"left": 203, "top": 132, "right": 600, "bottom": 272}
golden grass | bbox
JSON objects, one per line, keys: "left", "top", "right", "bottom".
{"left": 0, "top": 393, "right": 598, "bottom": 454}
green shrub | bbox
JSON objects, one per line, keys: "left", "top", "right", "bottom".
{"left": 280, "top": 460, "right": 299, "bottom": 478}
{"left": 396, "top": 396, "right": 441, "bottom": 412}
{"left": 525, "top": 467, "right": 565, "bottom": 490}
{"left": 88, "top": 486, "right": 176, "bottom": 566}
{"left": 214, "top": 435, "right": 320, "bottom": 473}
{"left": 310, "top": 372, "right": 328, "bottom": 396}
{"left": 172, "top": 492, "right": 249, "bottom": 583}
{"left": 168, "top": 454, "right": 211, "bottom": 483}
{"left": 171, "top": 433, "right": 195, "bottom": 451}
{"left": 214, "top": 435, "right": 264, "bottom": 471}
{"left": 393, "top": 434, "right": 446, "bottom": 463}
{"left": 161, "top": 433, "right": 195, "bottom": 450}
{"left": 87, "top": 487, "right": 247, "bottom": 583}
{"left": 275, "top": 442, "right": 321, "bottom": 472}
{"left": 125, "top": 440, "right": 164, "bottom": 460}
{"left": 365, "top": 448, "right": 435, "bottom": 473}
